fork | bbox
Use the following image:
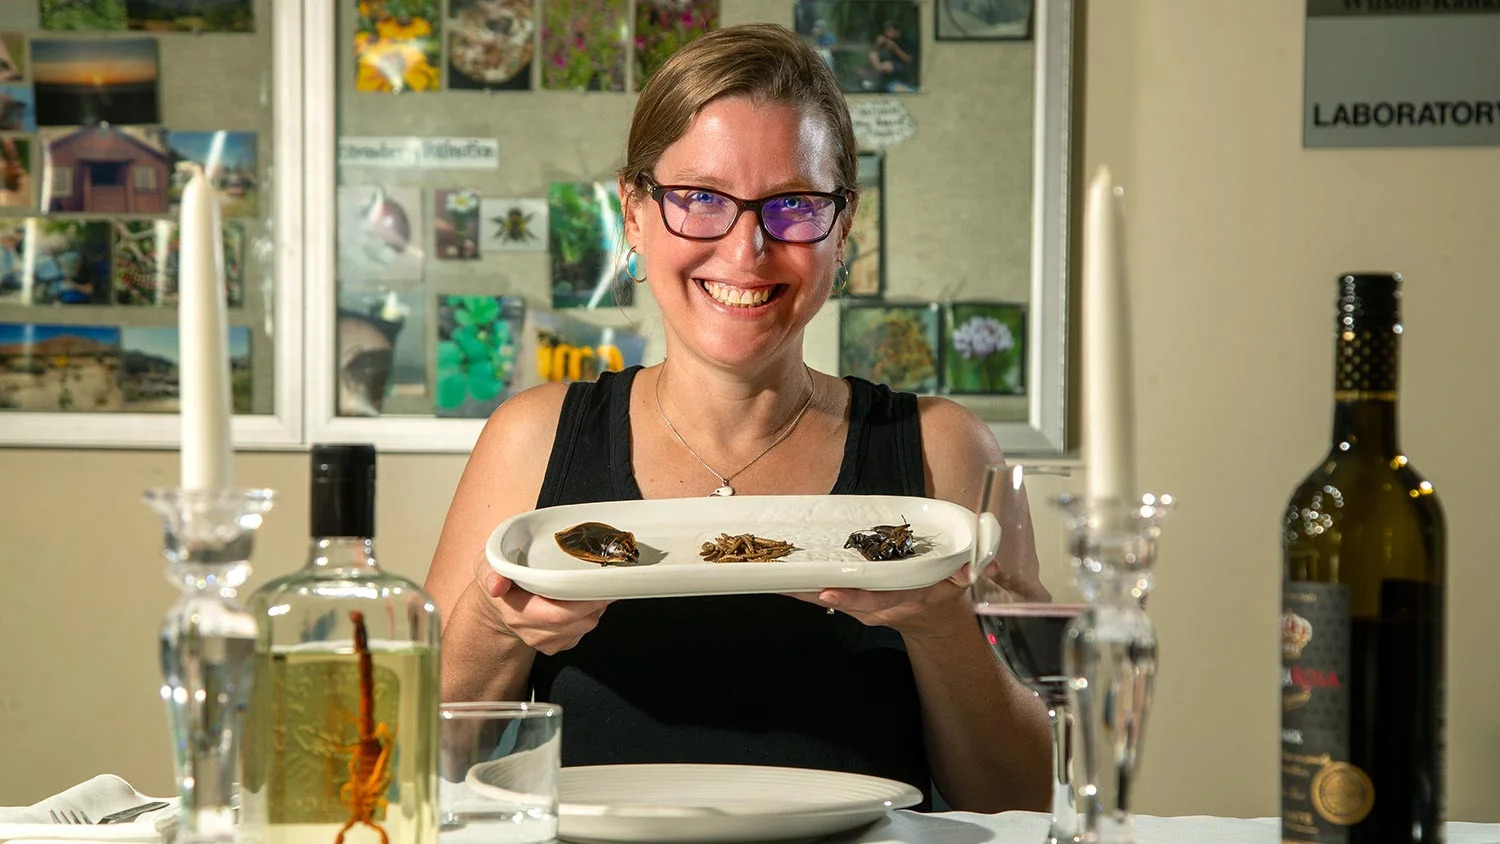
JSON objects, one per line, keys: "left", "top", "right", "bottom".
{"left": 49, "top": 809, "right": 91, "bottom": 824}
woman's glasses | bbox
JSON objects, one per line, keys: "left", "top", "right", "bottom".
{"left": 645, "top": 178, "right": 849, "bottom": 244}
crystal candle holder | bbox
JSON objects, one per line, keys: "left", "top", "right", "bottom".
{"left": 1053, "top": 492, "right": 1172, "bottom": 844}
{"left": 145, "top": 487, "right": 275, "bottom": 844}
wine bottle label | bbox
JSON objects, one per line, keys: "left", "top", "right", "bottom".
{"left": 1282, "top": 582, "right": 1373, "bottom": 842}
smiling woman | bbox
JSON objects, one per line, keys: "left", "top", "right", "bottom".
{"left": 424, "top": 22, "right": 1056, "bottom": 816}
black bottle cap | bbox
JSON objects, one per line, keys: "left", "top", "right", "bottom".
{"left": 1337, "top": 272, "right": 1402, "bottom": 330}
{"left": 310, "top": 443, "right": 376, "bottom": 539}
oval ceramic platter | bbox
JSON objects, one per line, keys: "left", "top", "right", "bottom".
{"left": 555, "top": 763, "right": 923, "bottom": 844}
{"left": 484, "top": 494, "right": 993, "bottom": 601}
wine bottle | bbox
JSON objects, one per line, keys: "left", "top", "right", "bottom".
{"left": 1281, "top": 273, "right": 1445, "bottom": 843}
{"left": 241, "top": 444, "right": 441, "bottom": 844}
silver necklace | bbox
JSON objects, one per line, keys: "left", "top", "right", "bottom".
{"left": 653, "top": 361, "right": 816, "bottom": 497}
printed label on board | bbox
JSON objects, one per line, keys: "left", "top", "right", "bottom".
{"left": 1282, "top": 581, "right": 1372, "bottom": 842}
{"left": 339, "top": 137, "right": 500, "bottom": 169}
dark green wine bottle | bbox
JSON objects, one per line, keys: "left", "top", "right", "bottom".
{"left": 1281, "top": 273, "right": 1446, "bottom": 843}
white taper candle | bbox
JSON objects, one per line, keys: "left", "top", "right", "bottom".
{"left": 1081, "top": 165, "right": 1136, "bottom": 505}
{"left": 177, "top": 164, "right": 234, "bottom": 491}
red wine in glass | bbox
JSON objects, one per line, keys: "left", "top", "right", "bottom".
{"left": 977, "top": 603, "right": 1086, "bottom": 707}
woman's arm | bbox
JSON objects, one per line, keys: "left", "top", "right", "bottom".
{"left": 805, "top": 397, "right": 1051, "bottom": 811}
{"left": 424, "top": 383, "right": 566, "bottom": 703}
{"left": 910, "top": 397, "right": 1051, "bottom": 811}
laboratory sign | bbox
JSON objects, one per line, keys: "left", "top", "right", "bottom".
{"left": 1304, "top": 0, "right": 1500, "bottom": 147}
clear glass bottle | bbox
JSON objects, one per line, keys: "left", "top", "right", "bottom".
{"left": 241, "top": 444, "right": 440, "bottom": 844}
{"left": 1281, "top": 273, "right": 1445, "bottom": 843}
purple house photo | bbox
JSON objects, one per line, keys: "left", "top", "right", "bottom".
{"left": 42, "top": 126, "right": 170, "bottom": 214}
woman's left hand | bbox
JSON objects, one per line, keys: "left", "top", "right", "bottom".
{"left": 787, "top": 566, "right": 975, "bottom": 642}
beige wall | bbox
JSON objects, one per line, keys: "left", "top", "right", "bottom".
{"left": 2, "top": 0, "right": 1497, "bottom": 821}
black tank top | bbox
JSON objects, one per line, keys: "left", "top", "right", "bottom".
{"left": 531, "top": 366, "right": 933, "bottom": 807}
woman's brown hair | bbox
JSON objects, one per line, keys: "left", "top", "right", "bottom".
{"left": 618, "top": 23, "right": 858, "bottom": 201}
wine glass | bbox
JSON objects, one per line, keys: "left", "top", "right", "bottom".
{"left": 969, "top": 463, "right": 1081, "bottom": 844}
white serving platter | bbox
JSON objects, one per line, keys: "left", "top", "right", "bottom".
{"left": 484, "top": 494, "right": 993, "bottom": 601}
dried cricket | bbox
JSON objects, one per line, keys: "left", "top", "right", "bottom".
{"left": 844, "top": 519, "right": 917, "bottom": 561}
{"left": 699, "top": 532, "right": 797, "bottom": 563}
{"left": 337, "top": 610, "right": 393, "bottom": 844}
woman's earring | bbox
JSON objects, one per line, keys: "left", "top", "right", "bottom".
{"left": 833, "top": 259, "right": 850, "bottom": 296}
{"left": 625, "top": 246, "right": 647, "bottom": 283}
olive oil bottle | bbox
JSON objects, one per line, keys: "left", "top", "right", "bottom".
{"left": 1281, "top": 273, "right": 1445, "bottom": 843}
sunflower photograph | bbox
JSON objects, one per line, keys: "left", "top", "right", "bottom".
{"left": 355, "top": 0, "right": 442, "bottom": 93}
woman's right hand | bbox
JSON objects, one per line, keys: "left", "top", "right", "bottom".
{"left": 475, "top": 560, "right": 612, "bottom": 655}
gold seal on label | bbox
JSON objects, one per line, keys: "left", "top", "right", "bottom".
{"left": 1311, "top": 762, "right": 1375, "bottom": 825}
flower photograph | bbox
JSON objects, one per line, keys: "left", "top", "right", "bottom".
{"left": 355, "top": 0, "right": 442, "bottom": 93}
{"left": 434, "top": 188, "right": 481, "bottom": 259}
{"left": 941, "top": 301, "right": 1025, "bottom": 395}
{"left": 633, "top": 0, "right": 717, "bottom": 91}
{"left": 541, "top": 0, "right": 629, "bottom": 92}
{"left": 839, "top": 302, "right": 940, "bottom": 393}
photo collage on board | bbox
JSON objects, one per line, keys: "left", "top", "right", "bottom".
{"left": 0, "top": 0, "right": 261, "bottom": 415}
{"left": 339, "top": 0, "right": 730, "bottom": 418}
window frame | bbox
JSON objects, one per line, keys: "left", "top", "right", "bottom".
{"left": 0, "top": 4, "right": 305, "bottom": 450}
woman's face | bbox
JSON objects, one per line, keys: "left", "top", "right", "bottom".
{"left": 623, "top": 96, "right": 851, "bottom": 371}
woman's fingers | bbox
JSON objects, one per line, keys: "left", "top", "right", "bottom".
{"left": 483, "top": 571, "right": 511, "bottom": 597}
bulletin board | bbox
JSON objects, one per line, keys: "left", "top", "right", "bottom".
{"left": 0, "top": 0, "right": 282, "bottom": 426}
{"left": 312, "top": 0, "right": 1065, "bottom": 453}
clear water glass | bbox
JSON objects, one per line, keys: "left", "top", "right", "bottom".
{"left": 439, "top": 702, "right": 562, "bottom": 844}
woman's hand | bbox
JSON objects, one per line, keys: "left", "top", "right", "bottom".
{"left": 473, "top": 556, "right": 612, "bottom": 655}
{"left": 787, "top": 567, "right": 977, "bottom": 642}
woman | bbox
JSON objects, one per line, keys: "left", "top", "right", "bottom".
{"left": 424, "top": 23, "right": 1051, "bottom": 813}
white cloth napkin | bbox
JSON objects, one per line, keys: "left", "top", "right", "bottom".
{"left": 0, "top": 775, "right": 174, "bottom": 843}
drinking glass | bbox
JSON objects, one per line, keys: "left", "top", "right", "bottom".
{"left": 438, "top": 702, "right": 562, "bottom": 844}
{"left": 968, "top": 463, "right": 1081, "bottom": 844}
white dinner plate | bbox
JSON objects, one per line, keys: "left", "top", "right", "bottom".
{"left": 485, "top": 494, "right": 995, "bottom": 601}
{"left": 556, "top": 764, "right": 922, "bottom": 844}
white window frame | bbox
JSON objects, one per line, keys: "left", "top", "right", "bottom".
{"left": 0, "top": 5, "right": 304, "bottom": 450}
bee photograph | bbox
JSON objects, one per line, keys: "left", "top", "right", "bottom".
{"left": 482, "top": 197, "right": 547, "bottom": 252}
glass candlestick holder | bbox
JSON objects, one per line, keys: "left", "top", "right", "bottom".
{"left": 1053, "top": 492, "right": 1172, "bottom": 844}
{"left": 145, "top": 487, "right": 275, "bottom": 844}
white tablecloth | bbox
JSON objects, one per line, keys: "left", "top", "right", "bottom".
{"left": 841, "top": 811, "right": 1500, "bottom": 844}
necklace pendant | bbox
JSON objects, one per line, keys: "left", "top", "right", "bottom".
{"left": 711, "top": 485, "right": 734, "bottom": 497}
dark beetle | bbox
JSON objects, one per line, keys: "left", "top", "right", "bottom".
{"left": 554, "top": 521, "right": 639, "bottom": 565}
